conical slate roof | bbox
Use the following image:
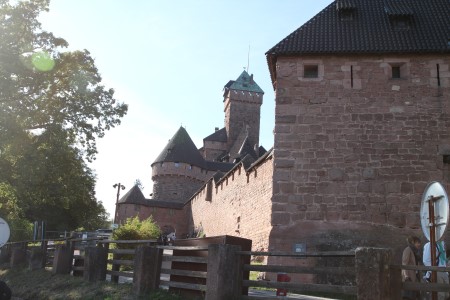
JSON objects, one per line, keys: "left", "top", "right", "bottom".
{"left": 152, "top": 126, "right": 205, "bottom": 168}
{"left": 224, "top": 70, "right": 264, "bottom": 94}
{"left": 118, "top": 184, "right": 147, "bottom": 205}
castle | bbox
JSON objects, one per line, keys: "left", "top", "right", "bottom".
{"left": 117, "top": 0, "right": 450, "bottom": 261}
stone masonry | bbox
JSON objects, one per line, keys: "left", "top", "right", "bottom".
{"left": 190, "top": 153, "right": 273, "bottom": 253}
{"left": 271, "top": 54, "right": 450, "bottom": 255}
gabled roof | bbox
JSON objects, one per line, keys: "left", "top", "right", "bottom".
{"left": 267, "top": 0, "right": 449, "bottom": 56}
{"left": 118, "top": 185, "right": 147, "bottom": 205}
{"left": 205, "top": 160, "right": 234, "bottom": 173}
{"left": 267, "top": 0, "right": 450, "bottom": 81}
{"left": 224, "top": 70, "right": 264, "bottom": 94}
{"left": 152, "top": 126, "right": 205, "bottom": 168}
{"left": 204, "top": 127, "right": 228, "bottom": 143}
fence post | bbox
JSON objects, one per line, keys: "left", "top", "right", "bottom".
{"left": 111, "top": 245, "right": 120, "bottom": 283}
{"left": 0, "top": 244, "right": 11, "bottom": 264}
{"left": 84, "top": 245, "right": 108, "bottom": 282}
{"left": 29, "top": 247, "right": 46, "bottom": 270}
{"left": 355, "top": 247, "right": 394, "bottom": 300}
{"left": 53, "top": 244, "right": 72, "bottom": 274}
{"left": 205, "top": 244, "right": 242, "bottom": 300}
{"left": 389, "top": 265, "right": 402, "bottom": 300}
{"left": 10, "top": 247, "right": 27, "bottom": 268}
{"left": 133, "top": 245, "right": 163, "bottom": 296}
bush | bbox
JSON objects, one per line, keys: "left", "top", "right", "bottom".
{"left": 111, "top": 216, "right": 161, "bottom": 271}
{"left": 112, "top": 216, "right": 160, "bottom": 240}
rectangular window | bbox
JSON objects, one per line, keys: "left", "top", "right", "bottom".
{"left": 304, "top": 65, "right": 319, "bottom": 78}
{"left": 391, "top": 66, "right": 401, "bottom": 79}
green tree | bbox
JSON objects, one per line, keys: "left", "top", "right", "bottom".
{"left": 0, "top": 0, "right": 128, "bottom": 161}
{"left": 0, "top": 0, "right": 127, "bottom": 232}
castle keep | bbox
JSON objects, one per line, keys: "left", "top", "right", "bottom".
{"left": 117, "top": 0, "right": 450, "bottom": 260}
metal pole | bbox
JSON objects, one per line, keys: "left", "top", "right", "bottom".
{"left": 428, "top": 196, "right": 437, "bottom": 300}
{"left": 113, "top": 183, "right": 125, "bottom": 225}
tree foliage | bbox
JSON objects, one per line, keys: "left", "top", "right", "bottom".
{"left": 0, "top": 0, "right": 127, "bottom": 232}
{"left": 0, "top": 0, "right": 128, "bottom": 160}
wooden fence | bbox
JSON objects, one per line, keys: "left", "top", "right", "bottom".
{"left": 238, "top": 250, "right": 357, "bottom": 299}
{"left": 4, "top": 238, "right": 450, "bottom": 299}
{"left": 390, "top": 264, "right": 450, "bottom": 298}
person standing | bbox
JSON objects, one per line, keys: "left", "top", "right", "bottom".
{"left": 402, "top": 236, "right": 422, "bottom": 300}
{"left": 423, "top": 240, "right": 449, "bottom": 300}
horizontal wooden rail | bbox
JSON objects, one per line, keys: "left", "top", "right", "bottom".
{"left": 162, "top": 256, "right": 207, "bottom": 264}
{"left": 241, "top": 295, "right": 298, "bottom": 300}
{"left": 109, "top": 259, "right": 134, "bottom": 266}
{"left": 391, "top": 264, "right": 450, "bottom": 272}
{"left": 107, "top": 270, "right": 133, "bottom": 278}
{"left": 156, "top": 245, "right": 209, "bottom": 251}
{"left": 161, "top": 268, "right": 207, "bottom": 278}
{"left": 109, "top": 249, "right": 135, "bottom": 255}
{"left": 245, "top": 264, "right": 355, "bottom": 276}
{"left": 243, "top": 280, "right": 357, "bottom": 295}
{"left": 403, "top": 281, "right": 450, "bottom": 292}
{"left": 99, "top": 239, "right": 157, "bottom": 244}
{"left": 237, "top": 250, "right": 355, "bottom": 258}
{"left": 159, "top": 280, "right": 206, "bottom": 292}
{"left": 72, "top": 266, "right": 84, "bottom": 271}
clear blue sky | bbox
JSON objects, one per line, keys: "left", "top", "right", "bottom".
{"left": 39, "top": 0, "right": 333, "bottom": 219}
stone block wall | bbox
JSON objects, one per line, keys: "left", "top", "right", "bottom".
{"left": 224, "top": 90, "right": 263, "bottom": 151}
{"left": 190, "top": 154, "right": 273, "bottom": 252}
{"left": 151, "top": 174, "right": 206, "bottom": 203}
{"left": 271, "top": 54, "right": 450, "bottom": 255}
{"left": 116, "top": 203, "right": 190, "bottom": 237}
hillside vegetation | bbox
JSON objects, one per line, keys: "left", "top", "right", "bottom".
{"left": 0, "top": 265, "right": 183, "bottom": 300}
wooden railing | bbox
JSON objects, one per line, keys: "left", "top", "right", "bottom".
{"left": 3, "top": 239, "right": 411, "bottom": 299}
{"left": 390, "top": 264, "right": 450, "bottom": 296}
{"left": 98, "top": 239, "right": 158, "bottom": 282}
{"left": 158, "top": 245, "right": 208, "bottom": 293}
{"left": 237, "top": 250, "right": 357, "bottom": 299}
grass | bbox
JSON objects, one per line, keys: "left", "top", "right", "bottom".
{"left": 0, "top": 264, "right": 187, "bottom": 300}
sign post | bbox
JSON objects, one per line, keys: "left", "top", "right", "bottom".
{"left": 420, "top": 182, "right": 449, "bottom": 300}
{"left": 0, "top": 217, "right": 10, "bottom": 248}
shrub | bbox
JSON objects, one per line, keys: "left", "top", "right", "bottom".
{"left": 112, "top": 216, "right": 160, "bottom": 240}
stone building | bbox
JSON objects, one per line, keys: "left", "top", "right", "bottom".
{"left": 116, "top": 70, "right": 268, "bottom": 237}
{"left": 265, "top": 0, "right": 450, "bottom": 254}
{"left": 117, "top": 0, "right": 449, "bottom": 261}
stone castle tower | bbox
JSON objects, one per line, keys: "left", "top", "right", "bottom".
{"left": 150, "top": 70, "right": 265, "bottom": 204}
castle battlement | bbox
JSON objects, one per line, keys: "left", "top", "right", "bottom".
{"left": 152, "top": 162, "right": 212, "bottom": 182}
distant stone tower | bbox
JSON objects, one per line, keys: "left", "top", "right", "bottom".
{"left": 224, "top": 71, "right": 264, "bottom": 158}
{"left": 202, "top": 71, "right": 264, "bottom": 162}
{"left": 151, "top": 127, "right": 209, "bottom": 203}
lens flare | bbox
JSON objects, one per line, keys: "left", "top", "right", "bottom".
{"left": 31, "top": 51, "right": 55, "bottom": 72}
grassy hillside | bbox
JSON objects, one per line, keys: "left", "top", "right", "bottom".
{"left": 0, "top": 265, "right": 184, "bottom": 300}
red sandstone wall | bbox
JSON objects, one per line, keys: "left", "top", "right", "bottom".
{"left": 190, "top": 155, "right": 273, "bottom": 252}
{"left": 271, "top": 54, "right": 450, "bottom": 255}
{"left": 116, "top": 204, "right": 190, "bottom": 237}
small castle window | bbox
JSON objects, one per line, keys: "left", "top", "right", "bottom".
{"left": 392, "top": 16, "right": 411, "bottom": 30}
{"left": 443, "top": 155, "right": 450, "bottom": 164}
{"left": 339, "top": 9, "right": 354, "bottom": 21}
{"left": 392, "top": 66, "right": 401, "bottom": 79}
{"left": 304, "top": 65, "right": 319, "bottom": 78}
